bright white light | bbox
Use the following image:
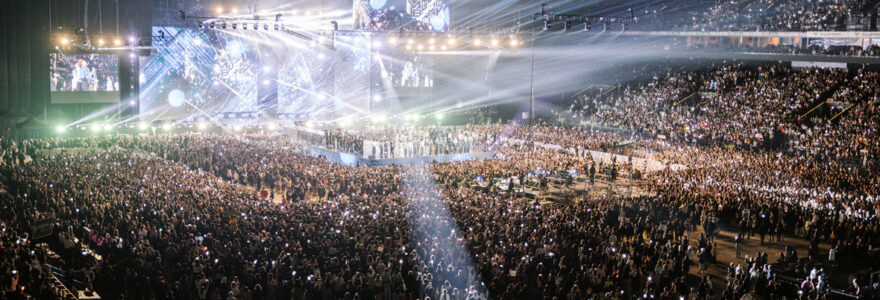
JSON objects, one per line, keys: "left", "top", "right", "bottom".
{"left": 113, "top": 39, "right": 121, "bottom": 46}
{"left": 436, "top": 113, "right": 444, "bottom": 120}
{"left": 491, "top": 39, "right": 499, "bottom": 46}
{"left": 405, "top": 44, "right": 412, "bottom": 50}
{"left": 267, "top": 123, "right": 277, "bottom": 130}
{"left": 129, "top": 100, "right": 136, "bottom": 106}
{"left": 91, "top": 124, "right": 102, "bottom": 132}
{"left": 216, "top": 7, "right": 223, "bottom": 13}
{"left": 473, "top": 39, "right": 481, "bottom": 46}
{"left": 233, "top": 124, "right": 242, "bottom": 132}
{"left": 407, "top": 39, "right": 414, "bottom": 44}
{"left": 263, "top": 80, "right": 271, "bottom": 85}
{"left": 305, "top": 121, "right": 315, "bottom": 128}
{"left": 317, "top": 53, "right": 326, "bottom": 60}
{"left": 168, "top": 89, "right": 185, "bottom": 108}
{"left": 417, "top": 44, "right": 423, "bottom": 50}
{"left": 262, "top": 66, "right": 271, "bottom": 72}
{"left": 128, "top": 36, "right": 136, "bottom": 43}
{"left": 428, "top": 38, "right": 435, "bottom": 44}
{"left": 56, "top": 125, "right": 66, "bottom": 133}
{"left": 388, "top": 37, "right": 398, "bottom": 45}
{"left": 373, "top": 95, "right": 382, "bottom": 102}
{"left": 510, "top": 39, "right": 518, "bottom": 47}
{"left": 231, "top": 8, "right": 238, "bottom": 14}
{"left": 317, "top": 94, "right": 327, "bottom": 100}
{"left": 60, "top": 37, "right": 69, "bottom": 45}
{"left": 197, "top": 122, "right": 207, "bottom": 130}
{"left": 372, "top": 41, "right": 382, "bottom": 48}
{"left": 447, "top": 38, "right": 456, "bottom": 45}
{"left": 370, "top": 115, "right": 387, "bottom": 123}
{"left": 163, "top": 124, "right": 172, "bottom": 131}
{"left": 103, "top": 124, "right": 113, "bottom": 131}
{"left": 441, "top": 45, "right": 447, "bottom": 51}
{"left": 138, "top": 122, "right": 148, "bottom": 130}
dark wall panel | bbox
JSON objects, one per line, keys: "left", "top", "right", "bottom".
{"left": 0, "top": 0, "right": 51, "bottom": 118}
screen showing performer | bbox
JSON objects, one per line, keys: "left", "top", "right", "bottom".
{"left": 49, "top": 53, "right": 119, "bottom": 92}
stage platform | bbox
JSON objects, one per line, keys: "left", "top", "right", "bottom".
{"left": 306, "top": 147, "right": 495, "bottom": 166}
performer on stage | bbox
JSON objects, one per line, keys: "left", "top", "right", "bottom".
{"left": 353, "top": 0, "right": 371, "bottom": 30}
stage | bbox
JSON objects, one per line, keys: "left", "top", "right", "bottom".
{"left": 306, "top": 146, "right": 495, "bottom": 166}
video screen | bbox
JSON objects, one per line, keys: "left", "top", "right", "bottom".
{"left": 354, "top": 0, "right": 450, "bottom": 31}
{"left": 50, "top": 53, "right": 119, "bottom": 92}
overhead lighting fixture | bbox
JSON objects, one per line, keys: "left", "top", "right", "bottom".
{"left": 491, "top": 39, "right": 499, "bottom": 47}
{"left": 473, "top": 39, "right": 480, "bottom": 47}
{"left": 60, "top": 37, "right": 69, "bottom": 45}
{"left": 216, "top": 7, "right": 223, "bottom": 14}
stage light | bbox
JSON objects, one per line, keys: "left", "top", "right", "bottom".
{"left": 262, "top": 66, "right": 271, "bottom": 72}
{"left": 163, "top": 123, "right": 172, "bottom": 131}
{"left": 243, "top": 23, "right": 248, "bottom": 30}
{"left": 491, "top": 39, "right": 499, "bottom": 47}
{"left": 262, "top": 80, "right": 271, "bottom": 86}
{"left": 113, "top": 39, "right": 121, "bottom": 46}
{"left": 129, "top": 100, "right": 136, "bottom": 106}
{"left": 60, "top": 38, "right": 69, "bottom": 45}
{"left": 429, "top": 38, "right": 435, "bottom": 44}
{"left": 373, "top": 95, "right": 382, "bottom": 102}
{"left": 197, "top": 122, "right": 207, "bottom": 130}
{"left": 267, "top": 123, "right": 277, "bottom": 130}
{"left": 317, "top": 53, "right": 326, "bottom": 60}
{"left": 447, "top": 38, "right": 455, "bottom": 45}
{"left": 128, "top": 36, "right": 136, "bottom": 43}
{"left": 305, "top": 121, "right": 315, "bottom": 128}
{"left": 91, "top": 124, "right": 102, "bottom": 132}
{"left": 138, "top": 122, "right": 148, "bottom": 130}
{"left": 417, "top": 44, "right": 423, "bottom": 50}
{"left": 389, "top": 37, "right": 398, "bottom": 45}
{"left": 104, "top": 124, "right": 113, "bottom": 131}
{"left": 436, "top": 113, "right": 444, "bottom": 120}
{"left": 407, "top": 38, "right": 414, "bottom": 44}
{"left": 405, "top": 44, "right": 412, "bottom": 50}
{"left": 441, "top": 45, "right": 447, "bottom": 51}
{"left": 473, "top": 39, "right": 480, "bottom": 47}
{"left": 233, "top": 124, "right": 242, "bottom": 132}
{"left": 56, "top": 125, "right": 66, "bottom": 133}
{"left": 216, "top": 7, "right": 223, "bottom": 14}
{"left": 97, "top": 39, "right": 105, "bottom": 45}
{"left": 372, "top": 40, "right": 382, "bottom": 48}
{"left": 198, "top": 22, "right": 204, "bottom": 29}
{"left": 231, "top": 8, "right": 238, "bottom": 14}
{"left": 429, "top": 45, "right": 435, "bottom": 50}
{"left": 509, "top": 38, "right": 518, "bottom": 47}
{"left": 168, "top": 89, "right": 185, "bottom": 108}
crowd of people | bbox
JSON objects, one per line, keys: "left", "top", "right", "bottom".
{"left": 324, "top": 127, "right": 491, "bottom": 159}
{"left": 682, "top": 0, "right": 866, "bottom": 31}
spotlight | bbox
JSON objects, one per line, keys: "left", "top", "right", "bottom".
{"left": 429, "top": 45, "right": 435, "bottom": 50}
{"left": 216, "top": 7, "right": 223, "bottom": 14}
{"left": 509, "top": 38, "right": 518, "bottom": 47}
{"left": 405, "top": 44, "right": 412, "bottom": 50}
{"left": 128, "top": 36, "right": 136, "bottom": 43}
{"left": 129, "top": 100, "right": 136, "bottom": 106}
{"left": 243, "top": 23, "right": 247, "bottom": 30}
{"left": 103, "top": 124, "right": 113, "bottom": 131}
{"left": 221, "top": 23, "right": 226, "bottom": 29}
{"left": 262, "top": 66, "right": 272, "bottom": 72}
{"left": 231, "top": 8, "right": 238, "bottom": 14}
{"left": 441, "top": 45, "right": 447, "bottom": 50}
{"left": 163, "top": 123, "right": 172, "bottom": 131}
{"left": 267, "top": 123, "right": 277, "bottom": 130}
{"left": 56, "top": 125, "right": 66, "bottom": 133}
{"left": 447, "top": 38, "right": 456, "bottom": 45}
{"left": 372, "top": 40, "right": 382, "bottom": 48}
{"left": 417, "top": 44, "right": 423, "bottom": 50}
{"left": 263, "top": 80, "right": 271, "bottom": 85}
{"left": 91, "top": 124, "right": 102, "bottom": 132}
{"left": 138, "top": 122, "right": 148, "bottom": 130}
{"left": 233, "top": 124, "right": 242, "bottom": 132}
{"left": 473, "top": 39, "right": 480, "bottom": 47}
{"left": 197, "top": 122, "right": 207, "bottom": 130}
{"left": 97, "top": 39, "right": 105, "bottom": 45}
{"left": 264, "top": 24, "right": 269, "bottom": 30}
{"left": 491, "top": 39, "right": 499, "bottom": 47}
{"left": 436, "top": 113, "right": 444, "bottom": 120}
{"left": 253, "top": 23, "right": 258, "bottom": 30}
{"left": 429, "top": 38, "right": 435, "bottom": 44}
{"left": 60, "top": 37, "right": 69, "bottom": 45}
{"left": 113, "top": 39, "right": 121, "bottom": 46}
{"left": 389, "top": 37, "right": 398, "bottom": 45}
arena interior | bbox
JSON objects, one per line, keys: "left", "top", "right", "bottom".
{"left": 2, "top": 0, "right": 880, "bottom": 299}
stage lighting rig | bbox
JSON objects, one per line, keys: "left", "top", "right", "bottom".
{"left": 534, "top": 3, "right": 636, "bottom": 33}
